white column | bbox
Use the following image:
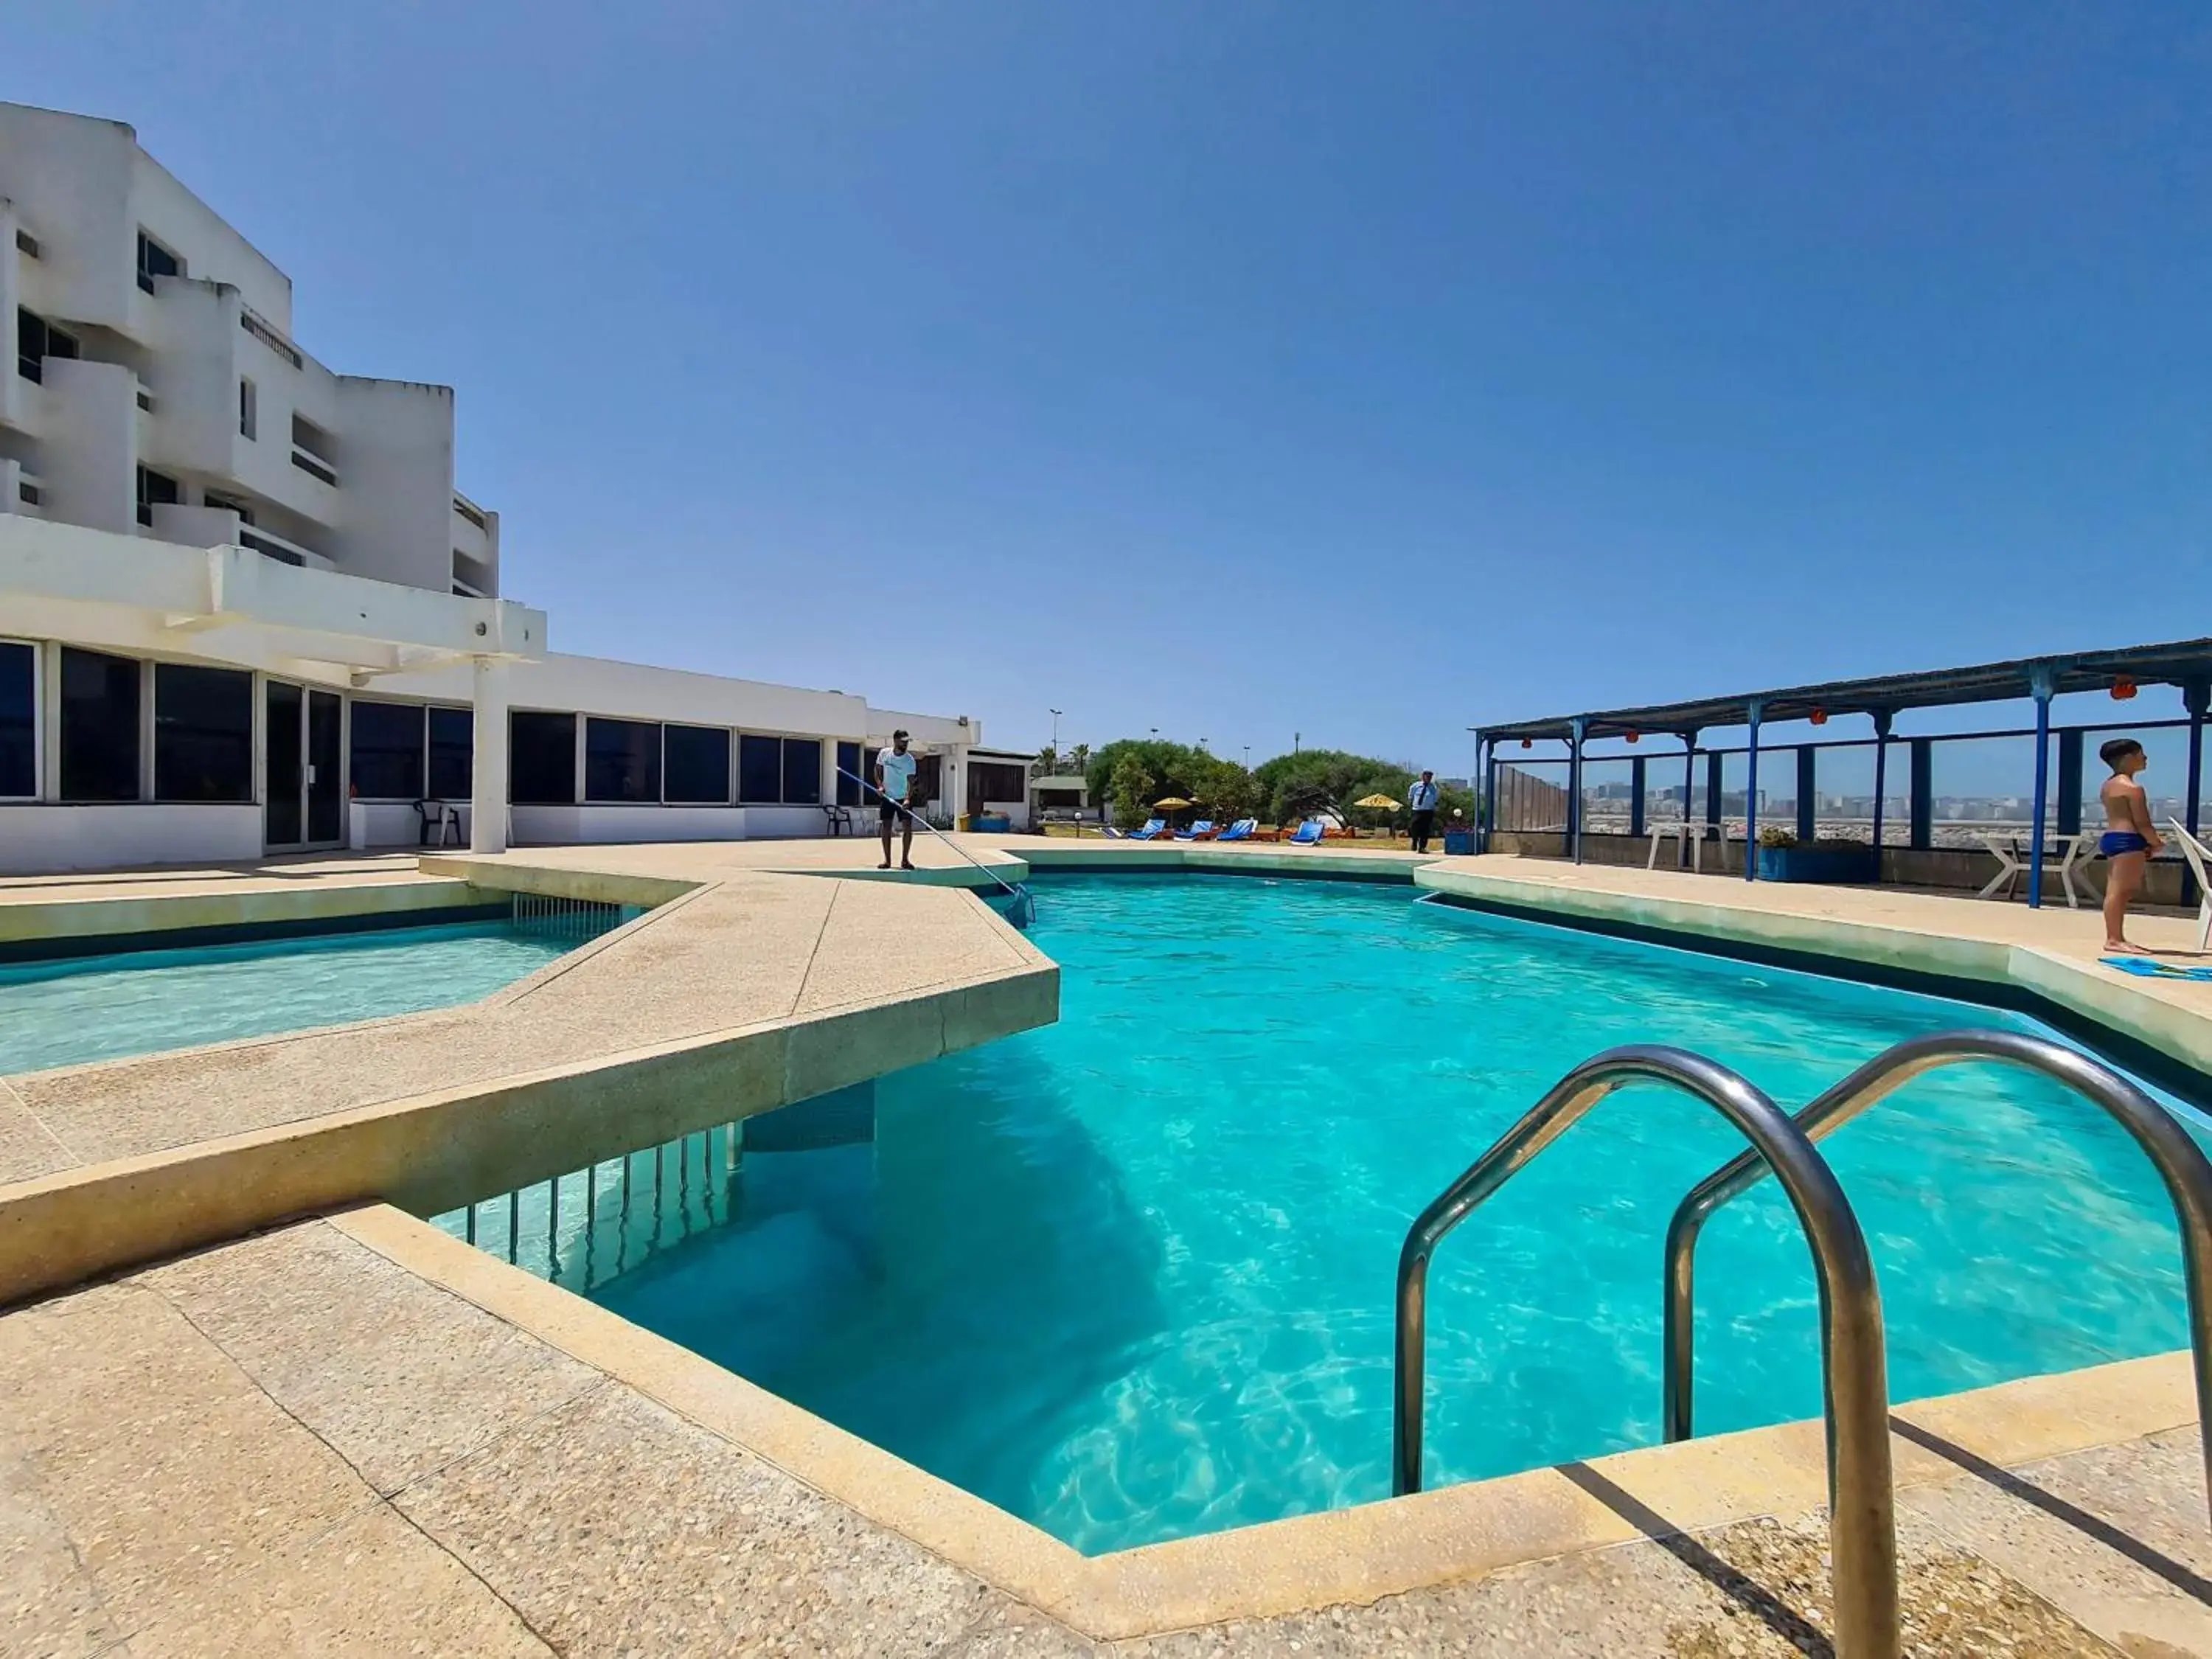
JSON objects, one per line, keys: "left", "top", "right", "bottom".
{"left": 470, "top": 655, "right": 509, "bottom": 854}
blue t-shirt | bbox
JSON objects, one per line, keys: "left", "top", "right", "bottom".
{"left": 877, "top": 747, "right": 917, "bottom": 804}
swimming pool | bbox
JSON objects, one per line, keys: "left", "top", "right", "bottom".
{"left": 457, "top": 874, "right": 2212, "bottom": 1554}
{"left": 0, "top": 914, "right": 620, "bottom": 1074}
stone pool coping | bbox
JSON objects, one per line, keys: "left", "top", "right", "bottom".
{"left": 0, "top": 858, "right": 1057, "bottom": 1303}
{"left": 333, "top": 1198, "right": 2203, "bottom": 1641}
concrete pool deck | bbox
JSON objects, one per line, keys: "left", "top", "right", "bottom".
{"left": 7, "top": 838, "right": 2212, "bottom": 1655}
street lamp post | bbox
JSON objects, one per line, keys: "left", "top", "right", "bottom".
{"left": 1049, "top": 708, "right": 1063, "bottom": 751}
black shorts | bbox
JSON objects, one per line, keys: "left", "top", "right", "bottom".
{"left": 880, "top": 800, "right": 909, "bottom": 827}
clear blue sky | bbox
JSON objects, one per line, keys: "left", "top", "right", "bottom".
{"left": 13, "top": 4, "right": 2209, "bottom": 771}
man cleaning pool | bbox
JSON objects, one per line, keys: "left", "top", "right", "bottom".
{"left": 2098, "top": 736, "right": 2163, "bottom": 954}
{"left": 876, "top": 728, "right": 919, "bottom": 872}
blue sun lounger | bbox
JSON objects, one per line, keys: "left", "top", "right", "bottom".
{"left": 1174, "top": 819, "right": 1217, "bottom": 841}
{"left": 1215, "top": 818, "right": 1258, "bottom": 842}
{"left": 1287, "top": 818, "right": 1326, "bottom": 846}
{"left": 1127, "top": 818, "right": 1168, "bottom": 841}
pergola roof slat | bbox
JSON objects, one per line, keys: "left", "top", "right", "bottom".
{"left": 1478, "top": 637, "right": 2212, "bottom": 744}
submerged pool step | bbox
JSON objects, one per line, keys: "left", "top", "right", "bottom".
{"left": 434, "top": 1125, "right": 739, "bottom": 1293}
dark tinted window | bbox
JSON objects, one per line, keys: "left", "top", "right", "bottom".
{"left": 664, "top": 725, "right": 731, "bottom": 804}
{"left": 782, "top": 737, "right": 822, "bottom": 805}
{"left": 59, "top": 648, "right": 140, "bottom": 801}
{"left": 427, "top": 706, "right": 473, "bottom": 799}
{"left": 509, "top": 711, "right": 576, "bottom": 804}
{"left": 16, "top": 307, "right": 77, "bottom": 383}
{"left": 737, "top": 734, "right": 782, "bottom": 804}
{"left": 585, "top": 717, "right": 661, "bottom": 804}
{"left": 0, "top": 642, "right": 32, "bottom": 797}
{"left": 136, "top": 465, "right": 180, "bottom": 529}
{"left": 153, "top": 663, "right": 253, "bottom": 802}
{"left": 836, "top": 741, "right": 864, "bottom": 807}
{"left": 349, "top": 700, "right": 425, "bottom": 799}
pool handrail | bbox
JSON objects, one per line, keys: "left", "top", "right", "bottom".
{"left": 834, "top": 765, "right": 1034, "bottom": 919}
{"left": 1394, "top": 1043, "right": 1900, "bottom": 1659}
{"left": 1661, "top": 1027, "right": 2212, "bottom": 1526}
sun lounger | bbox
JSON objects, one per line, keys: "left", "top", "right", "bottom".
{"left": 1127, "top": 818, "right": 1168, "bottom": 841}
{"left": 1174, "top": 820, "right": 1217, "bottom": 841}
{"left": 1287, "top": 818, "right": 1326, "bottom": 846}
{"left": 1215, "top": 819, "right": 1257, "bottom": 842}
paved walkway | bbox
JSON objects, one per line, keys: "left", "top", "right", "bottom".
{"left": 5, "top": 1214, "right": 2206, "bottom": 1657}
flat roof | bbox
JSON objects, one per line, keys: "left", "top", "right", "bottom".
{"left": 1478, "top": 637, "right": 2212, "bottom": 743}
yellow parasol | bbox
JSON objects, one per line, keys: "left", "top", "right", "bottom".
{"left": 1154, "top": 796, "right": 1194, "bottom": 810}
{"left": 1354, "top": 793, "right": 1401, "bottom": 810}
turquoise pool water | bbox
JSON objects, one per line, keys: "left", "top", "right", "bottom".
{"left": 574, "top": 874, "right": 2208, "bottom": 1554}
{"left": 0, "top": 918, "right": 598, "bottom": 1074}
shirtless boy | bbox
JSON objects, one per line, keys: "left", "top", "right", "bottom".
{"left": 2098, "top": 737, "right": 2163, "bottom": 953}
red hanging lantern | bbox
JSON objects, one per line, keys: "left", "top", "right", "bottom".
{"left": 1625, "top": 729, "right": 1641, "bottom": 745}
{"left": 1520, "top": 738, "right": 1532, "bottom": 749}
{"left": 1809, "top": 708, "right": 1829, "bottom": 726}
{"left": 2112, "top": 676, "right": 2138, "bottom": 701}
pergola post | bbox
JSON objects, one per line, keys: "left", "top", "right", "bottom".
{"left": 470, "top": 655, "right": 510, "bottom": 855}
{"left": 1681, "top": 731, "right": 1699, "bottom": 869}
{"left": 1795, "top": 745, "right": 1818, "bottom": 844}
{"left": 1568, "top": 718, "right": 1587, "bottom": 864}
{"left": 1630, "top": 754, "right": 1648, "bottom": 838}
{"left": 1482, "top": 740, "right": 1499, "bottom": 854}
{"left": 1743, "top": 700, "right": 1764, "bottom": 881}
{"left": 2185, "top": 681, "right": 2208, "bottom": 907}
{"left": 1869, "top": 711, "right": 1893, "bottom": 874}
{"left": 2028, "top": 664, "right": 2056, "bottom": 909}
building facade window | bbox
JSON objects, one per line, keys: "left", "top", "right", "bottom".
{"left": 782, "top": 737, "right": 823, "bottom": 805}
{"left": 153, "top": 663, "right": 253, "bottom": 802}
{"left": 136, "top": 465, "right": 181, "bottom": 529}
{"left": 739, "top": 734, "right": 823, "bottom": 805}
{"left": 239, "top": 377, "right": 257, "bottom": 439}
{"left": 737, "top": 734, "right": 783, "bottom": 804}
{"left": 349, "top": 699, "right": 425, "bottom": 800}
{"left": 0, "top": 642, "right": 33, "bottom": 799}
{"left": 58, "top": 647, "right": 142, "bottom": 801}
{"left": 428, "top": 706, "right": 473, "bottom": 799}
{"left": 835, "top": 741, "right": 865, "bottom": 806}
{"left": 664, "top": 724, "right": 731, "bottom": 804}
{"left": 136, "top": 230, "right": 182, "bottom": 294}
{"left": 509, "top": 711, "right": 576, "bottom": 804}
{"left": 585, "top": 717, "right": 661, "bottom": 804}
{"left": 16, "top": 307, "right": 79, "bottom": 383}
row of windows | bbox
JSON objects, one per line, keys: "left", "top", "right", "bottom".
{"left": 0, "top": 657, "right": 880, "bottom": 812}
{"left": 1, "top": 646, "right": 258, "bottom": 804}
{"left": 510, "top": 714, "right": 833, "bottom": 807}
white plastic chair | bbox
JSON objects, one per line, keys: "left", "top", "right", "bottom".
{"left": 2166, "top": 821, "right": 2212, "bottom": 953}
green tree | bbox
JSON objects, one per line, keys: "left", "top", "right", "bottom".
{"left": 1107, "top": 754, "right": 1157, "bottom": 829}
{"left": 1251, "top": 748, "right": 1414, "bottom": 829}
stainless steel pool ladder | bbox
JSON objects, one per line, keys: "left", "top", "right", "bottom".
{"left": 1393, "top": 1044, "right": 1901, "bottom": 1659}
{"left": 1662, "top": 1029, "right": 2212, "bottom": 1526}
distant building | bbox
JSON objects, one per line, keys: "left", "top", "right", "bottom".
{"left": 2, "top": 102, "right": 496, "bottom": 594}
{"left": 0, "top": 104, "right": 995, "bottom": 874}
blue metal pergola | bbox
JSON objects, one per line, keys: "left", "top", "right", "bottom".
{"left": 1470, "top": 638, "right": 2212, "bottom": 908}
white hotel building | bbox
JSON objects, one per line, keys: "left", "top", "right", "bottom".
{"left": 1, "top": 102, "right": 1031, "bottom": 874}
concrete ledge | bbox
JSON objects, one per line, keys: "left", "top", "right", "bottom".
{"left": 0, "top": 958, "right": 1054, "bottom": 1307}
{"left": 332, "top": 1201, "right": 2201, "bottom": 1641}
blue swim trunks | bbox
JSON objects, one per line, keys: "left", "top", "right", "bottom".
{"left": 2099, "top": 830, "right": 2149, "bottom": 858}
